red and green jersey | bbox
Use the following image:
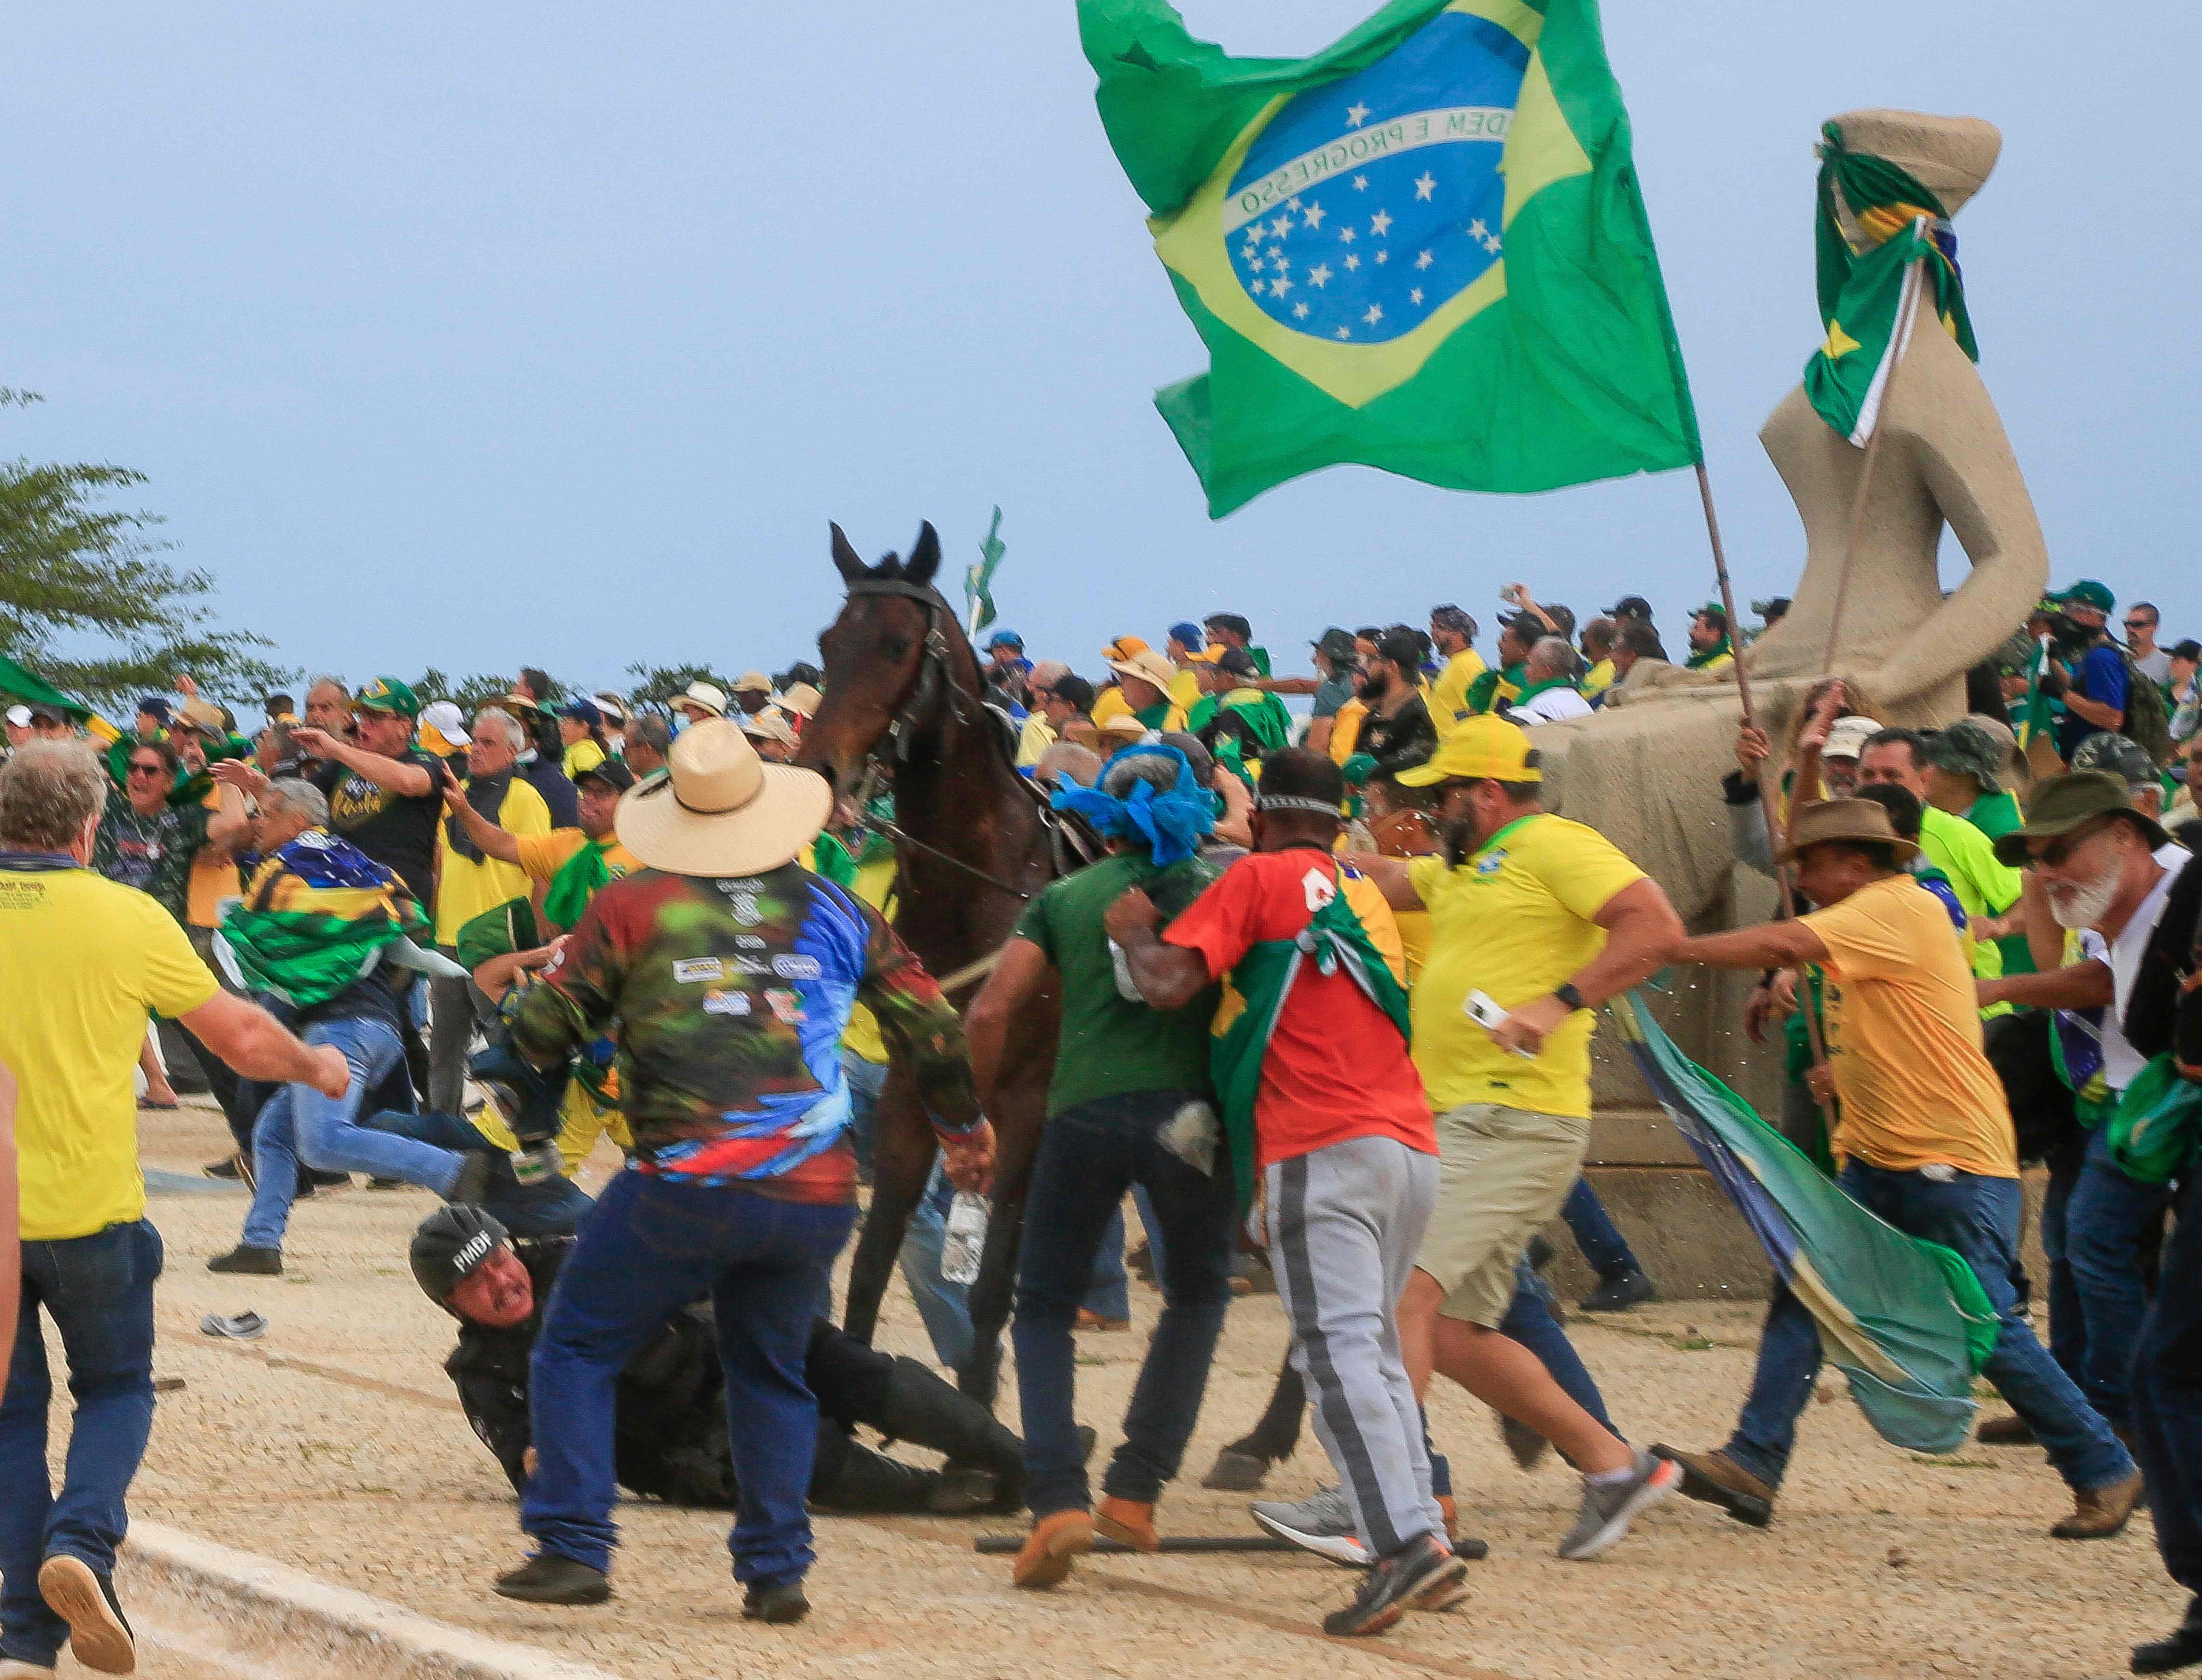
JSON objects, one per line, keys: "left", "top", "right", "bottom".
{"left": 514, "top": 863, "right": 979, "bottom": 1204}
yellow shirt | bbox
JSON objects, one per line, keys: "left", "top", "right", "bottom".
{"left": 1580, "top": 658, "right": 1616, "bottom": 701}
{"left": 435, "top": 776, "right": 553, "bottom": 943}
{"left": 1425, "top": 649, "right": 1489, "bottom": 741}
{"left": 1170, "top": 666, "right": 1202, "bottom": 713}
{"left": 1803, "top": 875, "right": 2018, "bottom": 1178}
{"left": 186, "top": 785, "right": 239, "bottom": 929}
{"left": 842, "top": 850, "right": 900, "bottom": 1064}
{"left": 1407, "top": 814, "right": 1645, "bottom": 1117}
{"left": 1090, "top": 686, "right": 1131, "bottom": 728}
{"left": 472, "top": 1078, "right": 633, "bottom": 1174}
{"left": 1, "top": 868, "right": 218, "bottom": 1239}
{"left": 1328, "top": 697, "right": 1368, "bottom": 765}
{"left": 563, "top": 739, "right": 607, "bottom": 779}
{"left": 1015, "top": 714, "right": 1056, "bottom": 768}
{"left": 513, "top": 828, "right": 641, "bottom": 888}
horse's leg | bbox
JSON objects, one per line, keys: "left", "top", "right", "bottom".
{"left": 841, "top": 1073, "right": 933, "bottom": 1346}
{"left": 955, "top": 1069, "right": 1047, "bottom": 1409}
{"left": 1201, "top": 1348, "right": 1306, "bottom": 1490}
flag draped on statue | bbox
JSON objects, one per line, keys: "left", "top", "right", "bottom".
{"left": 1606, "top": 992, "right": 1996, "bottom": 1453}
{"left": 964, "top": 507, "right": 1006, "bottom": 637}
{"left": 1078, "top": 0, "right": 1700, "bottom": 516}
{"left": 1802, "top": 120, "right": 1977, "bottom": 446}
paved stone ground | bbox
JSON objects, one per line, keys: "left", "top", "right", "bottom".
{"left": 24, "top": 1103, "right": 2173, "bottom": 1679}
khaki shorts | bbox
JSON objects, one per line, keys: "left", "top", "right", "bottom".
{"left": 1414, "top": 1102, "right": 1590, "bottom": 1328}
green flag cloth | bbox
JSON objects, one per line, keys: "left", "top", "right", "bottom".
{"left": 1208, "top": 863, "right": 1411, "bottom": 1211}
{"left": 1607, "top": 992, "right": 1996, "bottom": 1453}
{"left": 0, "top": 653, "right": 93, "bottom": 720}
{"left": 217, "top": 832, "right": 437, "bottom": 1010}
{"left": 964, "top": 506, "right": 1006, "bottom": 636}
{"left": 541, "top": 839, "right": 614, "bottom": 931}
{"left": 1079, "top": 0, "right": 1699, "bottom": 516}
{"left": 1802, "top": 120, "right": 1976, "bottom": 445}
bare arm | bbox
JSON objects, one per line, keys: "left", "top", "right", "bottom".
{"left": 1343, "top": 850, "right": 1426, "bottom": 911}
{"left": 1211, "top": 772, "right": 1254, "bottom": 848}
{"left": 1673, "top": 918, "right": 1831, "bottom": 972}
{"left": 440, "top": 765, "right": 523, "bottom": 865}
{"left": 1979, "top": 958, "right": 2113, "bottom": 1013}
{"left": 1101, "top": 888, "right": 1213, "bottom": 1011}
{"left": 962, "top": 939, "right": 1050, "bottom": 1108}
{"left": 202, "top": 780, "right": 251, "bottom": 859}
{"left": 471, "top": 943, "right": 561, "bottom": 1006}
{"left": 178, "top": 992, "right": 351, "bottom": 1097}
{"left": 292, "top": 728, "right": 433, "bottom": 797}
{"left": 1257, "top": 674, "right": 1321, "bottom": 696}
{"left": 1304, "top": 714, "right": 1334, "bottom": 756}
{"left": 2064, "top": 688, "right": 2125, "bottom": 731}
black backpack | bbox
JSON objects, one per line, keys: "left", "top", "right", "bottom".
{"left": 2114, "top": 646, "right": 2174, "bottom": 765}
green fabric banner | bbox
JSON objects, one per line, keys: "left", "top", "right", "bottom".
{"left": 1079, "top": 0, "right": 1700, "bottom": 516}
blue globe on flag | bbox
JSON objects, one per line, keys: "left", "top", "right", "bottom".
{"left": 1223, "top": 11, "right": 1528, "bottom": 345}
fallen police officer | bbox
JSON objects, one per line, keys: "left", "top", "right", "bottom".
{"left": 411, "top": 1205, "right": 1028, "bottom": 1515}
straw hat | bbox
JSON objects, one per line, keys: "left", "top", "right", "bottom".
{"left": 615, "top": 718, "right": 830, "bottom": 877}
{"left": 1099, "top": 713, "right": 1148, "bottom": 741}
{"left": 1823, "top": 715, "right": 1883, "bottom": 761}
{"left": 676, "top": 681, "right": 728, "bottom": 719}
{"left": 1772, "top": 797, "right": 1920, "bottom": 867}
{"left": 1107, "top": 648, "right": 1179, "bottom": 695}
{"left": 778, "top": 682, "right": 821, "bottom": 719}
{"left": 740, "top": 707, "right": 799, "bottom": 748}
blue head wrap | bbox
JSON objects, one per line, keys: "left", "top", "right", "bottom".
{"left": 1051, "top": 743, "right": 1214, "bottom": 868}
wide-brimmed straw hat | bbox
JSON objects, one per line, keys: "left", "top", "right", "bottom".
{"left": 778, "top": 682, "right": 821, "bottom": 719}
{"left": 1107, "top": 648, "right": 1179, "bottom": 694}
{"left": 676, "top": 681, "right": 728, "bottom": 719}
{"left": 1773, "top": 797, "right": 1919, "bottom": 867}
{"left": 615, "top": 718, "right": 830, "bottom": 877}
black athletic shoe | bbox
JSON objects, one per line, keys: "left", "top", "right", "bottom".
{"left": 1578, "top": 1270, "right": 1656, "bottom": 1312}
{"left": 203, "top": 1154, "right": 244, "bottom": 1181}
{"left": 742, "top": 1581, "right": 810, "bottom": 1624}
{"left": 2134, "top": 1597, "right": 2202, "bottom": 1674}
{"left": 37, "top": 1554, "right": 134, "bottom": 1675}
{"left": 206, "top": 1244, "right": 282, "bottom": 1275}
{"left": 1322, "top": 1534, "right": 1464, "bottom": 1637}
{"left": 493, "top": 1554, "right": 610, "bottom": 1605}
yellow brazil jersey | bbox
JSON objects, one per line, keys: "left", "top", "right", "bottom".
{"left": 1328, "top": 697, "right": 1368, "bottom": 765}
{"left": 435, "top": 776, "right": 553, "bottom": 943}
{"left": 514, "top": 828, "right": 641, "bottom": 888}
{"left": 1580, "top": 658, "right": 1616, "bottom": 701}
{"left": 1425, "top": 648, "right": 1488, "bottom": 741}
{"left": 563, "top": 738, "right": 607, "bottom": 779}
{"left": 1170, "top": 666, "right": 1202, "bottom": 713}
{"left": 1090, "top": 686, "right": 1131, "bottom": 728}
{"left": 1, "top": 868, "right": 218, "bottom": 1239}
{"left": 841, "top": 849, "right": 900, "bottom": 1063}
{"left": 1406, "top": 814, "right": 1645, "bottom": 1118}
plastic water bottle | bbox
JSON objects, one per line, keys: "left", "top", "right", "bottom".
{"left": 1109, "top": 938, "right": 1144, "bottom": 1002}
{"left": 941, "top": 1191, "right": 989, "bottom": 1285}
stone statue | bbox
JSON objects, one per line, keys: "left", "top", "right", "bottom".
{"left": 1521, "top": 111, "right": 2051, "bottom": 1266}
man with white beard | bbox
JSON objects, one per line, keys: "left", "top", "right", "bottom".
{"left": 1977, "top": 771, "right": 2191, "bottom": 1452}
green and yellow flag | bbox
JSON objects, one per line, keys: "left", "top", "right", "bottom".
{"left": 1078, "top": 0, "right": 1699, "bottom": 516}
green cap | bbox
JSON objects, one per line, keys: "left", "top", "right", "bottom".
{"left": 353, "top": 677, "right": 421, "bottom": 719}
{"left": 2049, "top": 580, "right": 2115, "bottom": 616}
{"left": 1991, "top": 770, "right": 2168, "bottom": 866}
{"left": 1313, "top": 627, "right": 1358, "bottom": 663}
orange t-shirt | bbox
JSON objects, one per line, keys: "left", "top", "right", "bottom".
{"left": 185, "top": 787, "right": 240, "bottom": 929}
{"left": 1165, "top": 846, "right": 1435, "bottom": 1170}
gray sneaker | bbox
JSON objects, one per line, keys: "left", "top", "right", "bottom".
{"left": 1556, "top": 1450, "right": 1682, "bottom": 1560}
{"left": 1250, "top": 1484, "right": 1365, "bottom": 1566}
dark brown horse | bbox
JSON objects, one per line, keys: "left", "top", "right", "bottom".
{"left": 797, "top": 521, "right": 1070, "bottom": 1407}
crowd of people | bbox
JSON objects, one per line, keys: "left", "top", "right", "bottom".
{"left": 1, "top": 572, "right": 2198, "bottom": 1667}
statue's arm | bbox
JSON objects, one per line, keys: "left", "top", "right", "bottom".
{"left": 1876, "top": 353, "right": 2050, "bottom": 706}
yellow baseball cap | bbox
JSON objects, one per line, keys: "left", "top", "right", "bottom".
{"left": 1394, "top": 715, "right": 1541, "bottom": 786}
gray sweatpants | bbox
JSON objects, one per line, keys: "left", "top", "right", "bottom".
{"left": 1263, "top": 1133, "right": 1443, "bottom": 1561}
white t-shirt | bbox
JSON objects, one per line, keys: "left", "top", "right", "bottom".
{"left": 2133, "top": 646, "right": 2172, "bottom": 685}
{"left": 1513, "top": 686, "right": 1592, "bottom": 725}
{"left": 2079, "top": 841, "right": 2191, "bottom": 1091}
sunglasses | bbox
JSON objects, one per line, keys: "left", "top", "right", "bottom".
{"left": 127, "top": 761, "right": 166, "bottom": 776}
{"left": 2125, "top": 620, "right": 2153, "bottom": 631}
{"left": 2024, "top": 817, "right": 2114, "bottom": 870}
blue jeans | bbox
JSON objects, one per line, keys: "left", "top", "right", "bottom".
{"left": 2050, "top": 1124, "right": 2172, "bottom": 1430}
{"left": 2132, "top": 1167, "right": 2202, "bottom": 1595}
{"left": 1561, "top": 1177, "right": 1643, "bottom": 1283}
{"left": 524, "top": 1170, "right": 856, "bottom": 1585}
{"left": 1, "top": 1221, "right": 163, "bottom": 1667}
{"left": 2039, "top": 1126, "right": 2089, "bottom": 1387}
{"left": 1011, "top": 1090, "right": 1237, "bottom": 1517}
{"left": 1725, "top": 1162, "right": 2133, "bottom": 1493}
{"left": 1503, "top": 1257, "right": 1615, "bottom": 1434}
{"left": 241, "top": 1015, "right": 464, "bottom": 1249}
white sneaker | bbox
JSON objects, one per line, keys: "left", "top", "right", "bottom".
{"left": 1250, "top": 1484, "right": 1367, "bottom": 1566}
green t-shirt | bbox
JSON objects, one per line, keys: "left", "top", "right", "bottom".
{"left": 1013, "top": 851, "right": 1222, "bottom": 1117}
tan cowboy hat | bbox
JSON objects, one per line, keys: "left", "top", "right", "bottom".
{"left": 778, "top": 682, "right": 821, "bottom": 719}
{"left": 615, "top": 718, "right": 830, "bottom": 877}
{"left": 1099, "top": 713, "right": 1148, "bottom": 740}
{"left": 740, "top": 707, "right": 799, "bottom": 748}
{"left": 1773, "top": 797, "right": 1920, "bottom": 867}
{"left": 1107, "top": 648, "right": 1178, "bottom": 694}
{"left": 676, "top": 680, "right": 728, "bottom": 719}
{"left": 731, "top": 671, "right": 774, "bottom": 695}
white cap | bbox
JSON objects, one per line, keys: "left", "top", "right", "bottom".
{"left": 420, "top": 700, "right": 471, "bottom": 749}
{"left": 1823, "top": 715, "right": 1884, "bottom": 761}
{"left": 590, "top": 692, "right": 629, "bottom": 724}
{"left": 5, "top": 704, "right": 31, "bottom": 728}
{"left": 679, "top": 681, "right": 728, "bottom": 718}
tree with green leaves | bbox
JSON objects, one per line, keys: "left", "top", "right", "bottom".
{"left": 624, "top": 660, "right": 738, "bottom": 717}
{"left": 0, "top": 390, "right": 293, "bottom": 711}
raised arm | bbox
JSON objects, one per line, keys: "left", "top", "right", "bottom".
{"left": 291, "top": 727, "right": 434, "bottom": 797}
{"left": 1342, "top": 850, "right": 1426, "bottom": 911}
{"left": 440, "top": 764, "right": 524, "bottom": 865}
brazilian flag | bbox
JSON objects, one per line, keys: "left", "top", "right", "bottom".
{"left": 1079, "top": 0, "right": 1699, "bottom": 516}
{"left": 218, "top": 833, "right": 436, "bottom": 1009}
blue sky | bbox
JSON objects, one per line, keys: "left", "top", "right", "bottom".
{"left": 4, "top": 2, "right": 2193, "bottom": 713}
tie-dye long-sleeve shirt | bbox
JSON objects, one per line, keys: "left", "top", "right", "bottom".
{"left": 513, "top": 863, "right": 980, "bottom": 1204}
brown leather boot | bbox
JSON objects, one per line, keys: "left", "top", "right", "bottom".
{"left": 1011, "top": 1510, "right": 1093, "bottom": 1589}
{"left": 1650, "top": 1444, "right": 1775, "bottom": 1528}
{"left": 1094, "top": 1496, "right": 1160, "bottom": 1551}
{"left": 2051, "top": 1471, "right": 2145, "bottom": 1540}
{"left": 1975, "top": 1412, "right": 2035, "bottom": 1445}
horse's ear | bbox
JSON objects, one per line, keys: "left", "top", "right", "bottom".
{"left": 829, "top": 522, "right": 866, "bottom": 583}
{"left": 905, "top": 522, "right": 941, "bottom": 587}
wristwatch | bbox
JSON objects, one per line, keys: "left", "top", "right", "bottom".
{"left": 1552, "top": 982, "right": 1587, "bottom": 1014}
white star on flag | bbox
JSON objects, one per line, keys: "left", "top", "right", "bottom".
{"left": 1482, "top": 234, "right": 1501, "bottom": 254}
{"left": 1363, "top": 304, "right": 1383, "bottom": 326}
{"left": 1468, "top": 219, "right": 1488, "bottom": 238}
{"left": 1410, "top": 287, "right": 1424, "bottom": 304}
{"left": 1271, "top": 251, "right": 1289, "bottom": 270}
{"left": 1414, "top": 172, "right": 1436, "bottom": 200}
{"left": 1335, "top": 325, "right": 1352, "bottom": 339}
{"left": 1300, "top": 202, "right": 1326, "bottom": 230}
{"left": 1344, "top": 253, "right": 1360, "bottom": 270}
{"left": 1345, "top": 102, "right": 1370, "bottom": 127}
{"left": 1269, "top": 216, "right": 1292, "bottom": 240}
{"left": 1370, "top": 210, "right": 1391, "bottom": 236}
{"left": 1287, "top": 197, "right": 1301, "bottom": 210}
{"left": 1414, "top": 249, "right": 1433, "bottom": 270}
{"left": 1307, "top": 263, "right": 1331, "bottom": 288}
{"left": 1352, "top": 174, "right": 1369, "bottom": 191}
{"left": 1292, "top": 301, "right": 1309, "bottom": 318}
{"left": 1270, "top": 276, "right": 1291, "bottom": 297}
{"left": 1338, "top": 226, "right": 1356, "bottom": 244}
{"left": 1374, "top": 249, "right": 1388, "bottom": 264}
